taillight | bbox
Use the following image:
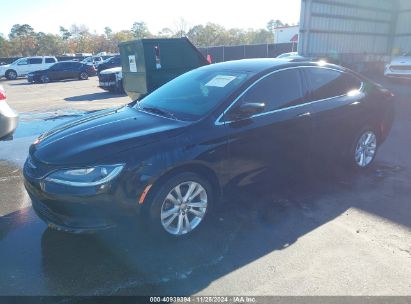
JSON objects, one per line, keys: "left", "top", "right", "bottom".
{"left": 0, "top": 89, "right": 6, "bottom": 101}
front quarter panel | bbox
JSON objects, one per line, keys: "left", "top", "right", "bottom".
{"left": 109, "top": 120, "right": 229, "bottom": 205}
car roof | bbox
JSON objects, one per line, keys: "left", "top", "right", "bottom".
{"left": 201, "top": 58, "right": 344, "bottom": 74}
{"left": 28, "top": 56, "right": 55, "bottom": 58}
{"left": 58, "top": 60, "right": 80, "bottom": 63}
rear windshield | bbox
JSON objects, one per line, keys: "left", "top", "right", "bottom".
{"left": 136, "top": 68, "right": 252, "bottom": 121}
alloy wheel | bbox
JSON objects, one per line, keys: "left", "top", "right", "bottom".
{"left": 41, "top": 75, "right": 50, "bottom": 83}
{"left": 355, "top": 131, "right": 377, "bottom": 167}
{"left": 160, "top": 181, "right": 208, "bottom": 235}
{"left": 7, "top": 71, "right": 17, "bottom": 80}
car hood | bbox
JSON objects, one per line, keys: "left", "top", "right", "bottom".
{"left": 100, "top": 67, "right": 122, "bottom": 75}
{"left": 389, "top": 56, "right": 411, "bottom": 65}
{"left": 30, "top": 69, "right": 49, "bottom": 75}
{"left": 31, "top": 106, "right": 188, "bottom": 165}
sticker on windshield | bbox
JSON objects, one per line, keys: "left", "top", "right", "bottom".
{"left": 205, "top": 75, "right": 237, "bottom": 87}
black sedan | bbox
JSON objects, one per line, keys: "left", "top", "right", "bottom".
{"left": 23, "top": 59, "right": 395, "bottom": 237}
{"left": 27, "top": 61, "right": 97, "bottom": 83}
{"left": 97, "top": 55, "right": 121, "bottom": 75}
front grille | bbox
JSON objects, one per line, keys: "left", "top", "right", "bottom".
{"left": 98, "top": 73, "right": 116, "bottom": 82}
{"left": 32, "top": 199, "right": 63, "bottom": 224}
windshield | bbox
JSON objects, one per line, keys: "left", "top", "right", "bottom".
{"left": 136, "top": 68, "right": 252, "bottom": 121}
{"left": 11, "top": 58, "right": 25, "bottom": 65}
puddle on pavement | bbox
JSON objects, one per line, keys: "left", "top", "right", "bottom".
{"left": 13, "top": 110, "right": 90, "bottom": 139}
{"left": 0, "top": 110, "right": 91, "bottom": 166}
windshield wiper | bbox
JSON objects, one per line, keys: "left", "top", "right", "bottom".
{"left": 141, "top": 106, "right": 178, "bottom": 120}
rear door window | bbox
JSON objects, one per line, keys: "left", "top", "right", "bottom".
{"left": 240, "top": 68, "right": 304, "bottom": 112}
{"left": 45, "top": 58, "right": 56, "bottom": 63}
{"left": 305, "top": 68, "right": 362, "bottom": 101}
{"left": 28, "top": 58, "right": 42, "bottom": 64}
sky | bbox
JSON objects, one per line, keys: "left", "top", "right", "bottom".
{"left": 0, "top": 0, "right": 301, "bottom": 37}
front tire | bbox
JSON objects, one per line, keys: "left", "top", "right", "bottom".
{"left": 6, "top": 70, "right": 17, "bottom": 80}
{"left": 148, "top": 172, "right": 213, "bottom": 238}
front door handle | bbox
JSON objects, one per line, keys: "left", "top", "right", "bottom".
{"left": 297, "top": 112, "right": 311, "bottom": 117}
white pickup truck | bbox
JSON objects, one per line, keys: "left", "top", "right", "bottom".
{"left": 0, "top": 56, "right": 58, "bottom": 80}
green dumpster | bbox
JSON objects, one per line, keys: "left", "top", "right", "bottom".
{"left": 119, "top": 37, "right": 209, "bottom": 100}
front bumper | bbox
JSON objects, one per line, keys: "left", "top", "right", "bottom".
{"left": 384, "top": 67, "right": 411, "bottom": 78}
{"left": 24, "top": 171, "right": 141, "bottom": 233}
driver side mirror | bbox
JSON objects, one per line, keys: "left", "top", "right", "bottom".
{"left": 227, "top": 102, "right": 265, "bottom": 121}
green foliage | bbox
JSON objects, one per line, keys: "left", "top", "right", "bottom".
{"left": 131, "top": 22, "right": 152, "bottom": 39}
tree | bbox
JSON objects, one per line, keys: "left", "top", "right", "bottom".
{"left": 8, "top": 24, "right": 37, "bottom": 56}
{"left": 187, "top": 23, "right": 228, "bottom": 47}
{"left": 9, "top": 24, "right": 35, "bottom": 40}
{"left": 59, "top": 26, "right": 71, "bottom": 40}
{"left": 35, "top": 32, "right": 64, "bottom": 55}
{"left": 266, "top": 19, "right": 288, "bottom": 33}
{"left": 245, "top": 29, "right": 273, "bottom": 44}
{"left": 131, "top": 22, "right": 151, "bottom": 39}
{"left": 0, "top": 35, "right": 12, "bottom": 57}
{"left": 173, "top": 18, "right": 189, "bottom": 38}
{"left": 104, "top": 27, "right": 113, "bottom": 38}
{"left": 157, "top": 27, "right": 174, "bottom": 38}
{"left": 69, "top": 24, "right": 90, "bottom": 38}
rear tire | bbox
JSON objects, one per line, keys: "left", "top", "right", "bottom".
{"left": 347, "top": 127, "right": 379, "bottom": 170}
{"left": 5, "top": 70, "right": 17, "bottom": 80}
{"left": 79, "top": 72, "right": 88, "bottom": 80}
{"left": 147, "top": 172, "right": 214, "bottom": 238}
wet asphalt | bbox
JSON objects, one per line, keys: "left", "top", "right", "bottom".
{"left": 0, "top": 77, "right": 411, "bottom": 297}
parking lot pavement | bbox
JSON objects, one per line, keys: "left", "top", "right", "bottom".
{"left": 0, "top": 77, "right": 130, "bottom": 113}
{"left": 0, "top": 76, "right": 411, "bottom": 296}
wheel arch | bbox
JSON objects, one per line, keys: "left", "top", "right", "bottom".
{"left": 144, "top": 162, "right": 222, "bottom": 207}
{"left": 5, "top": 69, "right": 17, "bottom": 78}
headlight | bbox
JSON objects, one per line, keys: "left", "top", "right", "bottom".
{"left": 45, "top": 164, "right": 124, "bottom": 187}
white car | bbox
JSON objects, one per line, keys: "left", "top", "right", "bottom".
{"left": 276, "top": 52, "right": 303, "bottom": 59}
{"left": 0, "top": 56, "right": 58, "bottom": 80}
{"left": 385, "top": 51, "right": 411, "bottom": 79}
{"left": 81, "top": 56, "right": 104, "bottom": 67}
{"left": 98, "top": 67, "right": 123, "bottom": 93}
{"left": 0, "top": 85, "right": 18, "bottom": 139}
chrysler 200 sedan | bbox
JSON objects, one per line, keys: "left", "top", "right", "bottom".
{"left": 23, "top": 59, "right": 395, "bottom": 237}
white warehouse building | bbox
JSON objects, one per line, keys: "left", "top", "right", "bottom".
{"left": 298, "top": 0, "right": 411, "bottom": 69}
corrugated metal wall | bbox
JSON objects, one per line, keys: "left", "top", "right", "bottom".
{"left": 394, "top": 0, "right": 411, "bottom": 52}
{"left": 299, "top": 0, "right": 402, "bottom": 61}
